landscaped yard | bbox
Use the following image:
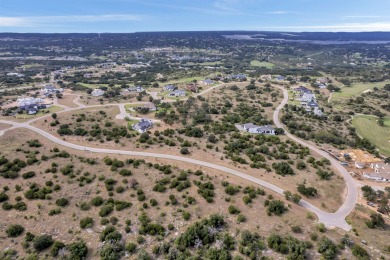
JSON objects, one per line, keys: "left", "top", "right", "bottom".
{"left": 352, "top": 115, "right": 390, "bottom": 156}
{"left": 250, "top": 60, "right": 275, "bottom": 68}
{"left": 14, "top": 105, "right": 64, "bottom": 119}
{"left": 331, "top": 81, "right": 389, "bottom": 102}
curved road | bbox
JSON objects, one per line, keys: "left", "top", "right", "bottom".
{"left": 273, "top": 87, "right": 357, "bottom": 230}
{"left": 0, "top": 84, "right": 356, "bottom": 231}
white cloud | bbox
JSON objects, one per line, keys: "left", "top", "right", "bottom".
{"left": 0, "top": 14, "right": 142, "bottom": 27}
{"left": 0, "top": 17, "right": 31, "bottom": 27}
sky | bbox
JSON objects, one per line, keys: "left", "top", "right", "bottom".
{"left": 1, "top": 0, "right": 390, "bottom": 33}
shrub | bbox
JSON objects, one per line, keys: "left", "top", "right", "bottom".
{"left": 297, "top": 184, "right": 317, "bottom": 197}
{"left": 99, "top": 205, "right": 114, "bottom": 217}
{"left": 366, "top": 213, "right": 385, "bottom": 229}
{"left": 48, "top": 208, "right": 62, "bottom": 216}
{"left": 22, "top": 171, "right": 36, "bottom": 179}
{"left": 352, "top": 244, "right": 369, "bottom": 260}
{"left": 180, "top": 147, "right": 190, "bottom": 155}
{"left": 267, "top": 200, "right": 287, "bottom": 216}
{"left": 55, "top": 198, "right": 69, "bottom": 207}
{"left": 0, "top": 192, "right": 9, "bottom": 202}
{"left": 316, "top": 223, "right": 326, "bottom": 233}
{"left": 6, "top": 224, "right": 24, "bottom": 237}
{"left": 91, "top": 196, "right": 104, "bottom": 206}
{"left": 68, "top": 241, "right": 88, "bottom": 259}
{"left": 267, "top": 233, "right": 310, "bottom": 258}
{"left": 272, "top": 162, "right": 295, "bottom": 176}
{"left": 51, "top": 241, "right": 65, "bottom": 257}
{"left": 237, "top": 214, "right": 247, "bottom": 223}
{"left": 317, "top": 236, "right": 338, "bottom": 259}
{"left": 228, "top": 205, "right": 241, "bottom": 214}
{"left": 80, "top": 217, "right": 94, "bottom": 229}
{"left": 33, "top": 235, "right": 53, "bottom": 251}
{"left": 296, "top": 161, "right": 306, "bottom": 170}
{"left": 224, "top": 185, "right": 239, "bottom": 195}
{"left": 316, "top": 169, "right": 333, "bottom": 180}
{"left": 183, "top": 211, "right": 191, "bottom": 221}
{"left": 126, "top": 242, "right": 137, "bottom": 253}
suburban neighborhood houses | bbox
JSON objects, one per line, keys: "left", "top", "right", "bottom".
{"left": 293, "top": 86, "right": 323, "bottom": 116}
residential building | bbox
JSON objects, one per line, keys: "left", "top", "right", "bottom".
{"left": 299, "top": 93, "right": 316, "bottom": 103}
{"left": 169, "top": 90, "right": 186, "bottom": 97}
{"left": 17, "top": 97, "right": 43, "bottom": 107}
{"left": 242, "top": 123, "right": 276, "bottom": 135}
{"left": 169, "top": 90, "right": 187, "bottom": 97}
{"left": 132, "top": 119, "right": 153, "bottom": 133}
{"left": 91, "top": 89, "right": 105, "bottom": 97}
{"left": 136, "top": 103, "right": 157, "bottom": 112}
{"left": 226, "top": 74, "right": 247, "bottom": 81}
{"left": 128, "top": 86, "right": 144, "bottom": 92}
{"left": 164, "top": 85, "right": 177, "bottom": 91}
{"left": 294, "top": 86, "right": 312, "bottom": 94}
{"left": 260, "top": 74, "right": 272, "bottom": 80}
{"left": 275, "top": 75, "right": 285, "bottom": 81}
{"left": 42, "top": 85, "right": 63, "bottom": 95}
{"left": 200, "top": 79, "right": 214, "bottom": 85}
{"left": 186, "top": 84, "right": 198, "bottom": 93}
{"left": 6, "top": 72, "right": 24, "bottom": 77}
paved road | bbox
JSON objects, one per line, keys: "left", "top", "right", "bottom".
{"left": 273, "top": 87, "right": 357, "bottom": 230}
{"left": 0, "top": 83, "right": 357, "bottom": 231}
{"left": 0, "top": 117, "right": 352, "bottom": 230}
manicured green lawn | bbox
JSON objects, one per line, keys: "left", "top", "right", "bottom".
{"left": 332, "top": 81, "right": 389, "bottom": 102}
{"left": 352, "top": 115, "right": 390, "bottom": 156}
{"left": 15, "top": 105, "right": 64, "bottom": 119}
{"left": 250, "top": 60, "right": 275, "bottom": 68}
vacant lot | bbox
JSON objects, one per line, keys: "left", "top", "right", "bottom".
{"left": 0, "top": 128, "right": 327, "bottom": 259}
{"left": 352, "top": 115, "right": 390, "bottom": 156}
{"left": 250, "top": 60, "right": 275, "bottom": 69}
{"left": 332, "top": 81, "right": 389, "bottom": 102}
{"left": 57, "top": 94, "right": 80, "bottom": 108}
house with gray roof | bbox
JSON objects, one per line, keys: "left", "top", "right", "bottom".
{"left": 362, "top": 163, "right": 390, "bottom": 182}
{"left": 128, "top": 86, "right": 145, "bottom": 92}
{"left": 201, "top": 79, "right": 214, "bottom": 85}
{"left": 132, "top": 119, "right": 153, "bottom": 133}
{"left": 242, "top": 123, "right": 275, "bottom": 135}
{"left": 169, "top": 90, "right": 186, "bottom": 97}
{"left": 164, "top": 85, "right": 177, "bottom": 91}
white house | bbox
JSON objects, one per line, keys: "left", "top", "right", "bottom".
{"left": 169, "top": 90, "right": 186, "bottom": 97}
{"left": 242, "top": 123, "right": 275, "bottom": 135}
{"left": 200, "top": 79, "right": 214, "bottom": 85}
{"left": 91, "top": 89, "right": 105, "bottom": 97}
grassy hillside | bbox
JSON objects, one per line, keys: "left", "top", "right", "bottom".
{"left": 352, "top": 115, "right": 390, "bottom": 156}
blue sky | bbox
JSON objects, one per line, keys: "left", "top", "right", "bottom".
{"left": 1, "top": 0, "right": 390, "bottom": 32}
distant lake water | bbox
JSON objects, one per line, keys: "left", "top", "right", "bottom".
{"left": 223, "top": 35, "right": 390, "bottom": 44}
